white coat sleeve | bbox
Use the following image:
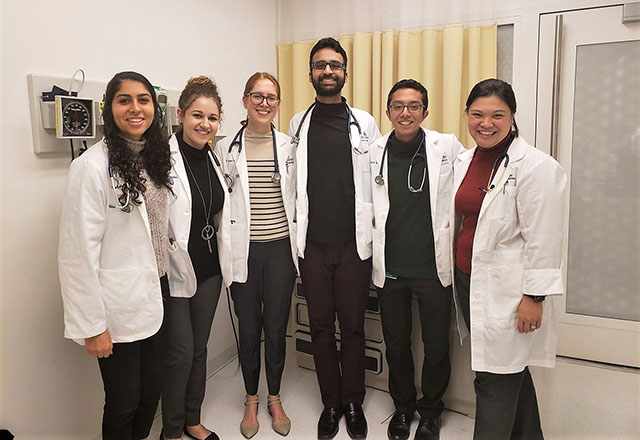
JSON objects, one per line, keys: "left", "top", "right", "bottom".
{"left": 58, "top": 158, "right": 108, "bottom": 341}
{"left": 516, "top": 158, "right": 568, "bottom": 296}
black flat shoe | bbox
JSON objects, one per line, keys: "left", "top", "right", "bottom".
{"left": 414, "top": 415, "right": 441, "bottom": 440}
{"left": 344, "top": 402, "right": 368, "bottom": 439}
{"left": 317, "top": 406, "right": 343, "bottom": 439}
{"left": 388, "top": 411, "right": 414, "bottom": 440}
{"left": 183, "top": 425, "right": 220, "bottom": 440}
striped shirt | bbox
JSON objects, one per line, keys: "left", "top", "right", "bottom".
{"left": 245, "top": 129, "right": 289, "bottom": 242}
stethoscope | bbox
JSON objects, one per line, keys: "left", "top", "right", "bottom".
{"left": 478, "top": 134, "right": 515, "bottom": 193}
{"left": 290, "top": 100, "right": 367, "bottom": 154}
{"left": 109, "top": 163, "right": 132, "bottom": 212}
{"left": 224, "top": 124, "right": 281, "bottom": 192}
{"left": 375, "top": 130, "right": 428, "bottom": 193}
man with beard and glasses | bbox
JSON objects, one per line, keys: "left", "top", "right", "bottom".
{"left": 288, "top": 37, "right": 380, "bottom": 440}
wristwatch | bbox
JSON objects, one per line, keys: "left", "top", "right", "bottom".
{"left": 525, "top": 295, "right": 546, "bottom": 303}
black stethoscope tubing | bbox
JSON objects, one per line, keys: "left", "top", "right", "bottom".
{"left": 375, "top": 130, "right": 427, "bottom": 190}
{"left": 478, "top": 134, "right": 515, "bottom": 192}
{"left": 226, "top": 124, "right": 281, "bottom": 191}
{"left": 290, "top": 101, "right": 363, "bottom": 147}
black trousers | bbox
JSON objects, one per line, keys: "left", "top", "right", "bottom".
{"left": 161, "top": 274, "right": 222, "bottom": 438}
{"left": 97, "top": 275, "right": 169, "bottom": 440}
{"left": 298, "top": 240, "right": 372, "bottom": 408}
{"left": 455, "top": 268, "right": 544, "bottom": 440}
{"left": 230, "top": 238, "right": 297, "bottom": 396}
{"left": 377, "top": 277, "right": 452, "bottom": 418}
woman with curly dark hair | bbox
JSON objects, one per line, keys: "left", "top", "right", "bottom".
{"left": 161, "top": 76, "right": 228, "bottom": 440}
{"left": 58, "top": 71, "right": 185, "bottom": 440}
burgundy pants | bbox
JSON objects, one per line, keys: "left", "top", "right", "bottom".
{"left": 299, "top": 240, "right": 372, "bottom": 408}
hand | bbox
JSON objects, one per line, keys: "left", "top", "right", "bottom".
{"left": 85, "top": 330, "right": 113, "bottom": 358}
{"left": 517, "top": 297, "right": 543, "bottom": 334}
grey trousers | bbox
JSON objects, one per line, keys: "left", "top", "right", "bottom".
{"left": 161, "top": 274, "right": 222, "bottom": 438}
{"left": 230, "top": 238, "right": 297, "bottom": 396}
{"left": 455, "top": 267, "right": 543, "bottom": 440}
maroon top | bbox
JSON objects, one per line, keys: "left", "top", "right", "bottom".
{"left": 455, "top": 133, "right": 513, "bottom": 274}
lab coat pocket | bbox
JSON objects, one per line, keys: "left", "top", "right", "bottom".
{"left": 357, "top": 202, "right": 374, "bottom": 245}
{"left": 486, "top": 264, "right": 524, "bottom": 327}
{"left": 435, "top": 228, "right": 452, "bottom": 286}
{"left": 371, "top": 226, "right": 385, "bottom": 286}
{"left": 489, "top": 184, "right": 518, "bottom": 221}
{"left": 358, "top": 155, "right": 373, "bottom": 203}
{"left": 167, "top": 241, "right": 190, "bottom": 282}
{"left": 99, "top": 267, "right": 153, "bottom": 315}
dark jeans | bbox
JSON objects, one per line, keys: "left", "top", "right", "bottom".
{"left": 97, "top": 275, "right": 169, "bottom": 440}
{"left": 455, "top": 267, "right": 544, "bottom": 440}
{"left": 377, "top": 276, "right": 452, "bottom": 418}
{"left": 298, "top": 240, "right": 372, "bottom": 408}
{"left": 162, "top": 274, "right": 222, "bottom": 438}
{"left": 230, "top": 238, "right": 297, "bottom": 396}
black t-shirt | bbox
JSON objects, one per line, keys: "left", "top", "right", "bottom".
{"left": 306, "top": 101, "right": 355, "bottom": 244}
{"left": 384, "top": 131, "right": 437, "bottom": 279}
{"left": 177, "top": 132, "right": 225, "bottom": 281}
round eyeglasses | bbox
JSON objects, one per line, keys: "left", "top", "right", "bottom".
{"left": 388, "top": 103, "right": 426, "bottom": 114}
{"left": 245, "top": 92, "right": 280, "bottom": 106}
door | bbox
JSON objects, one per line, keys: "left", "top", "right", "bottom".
{"left": 536, "top": 5, "right": 640, "bottom": 367}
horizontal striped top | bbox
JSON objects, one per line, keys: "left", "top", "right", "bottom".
{"left": 245, "top": 128, "right": 289, "bottom": 242}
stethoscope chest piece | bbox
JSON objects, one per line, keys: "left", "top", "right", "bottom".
{"left": 374, "top": 174, "right": 384, "bottom": 185}
{"left": 272, "top": 172, "right": 281, "bottom": 183}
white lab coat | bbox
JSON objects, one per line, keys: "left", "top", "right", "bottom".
{"left": 450, "top": 135, "right": 567, "bottom": 373}
{"left": 288, "top": 103, "right": 381, "bottom": 259}
{"left": 370, "top": 128, "right": 464, "bottom": 288}
{"left": 58, "top": 140, "right": 167, "bottom": 344}
{"left": 168, "top": 134, "right": 232, "bottom": 294}
{"left": 215, "top": 127, "right": 298, "bottom": 286}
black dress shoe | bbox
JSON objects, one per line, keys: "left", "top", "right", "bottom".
{"left": 344, "top": 402, "right": 368, "bottom": 439}
{"left": 414, "top": 415, "right": 441, "bottom": 440}
{"left": 318, "top": 407, "right": 343, "bottom": 439}
{"left": 387, "top": 411, "right": 414, "bottom": 440}
{"left": 183, "top": 425, "right": 220, "bottom": 440}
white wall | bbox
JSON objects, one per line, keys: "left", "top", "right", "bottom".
{"left": 0, "top": 1, "right": 276, "bottom": 438}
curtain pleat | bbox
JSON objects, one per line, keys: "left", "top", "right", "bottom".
{"left": 277, "top": 24, "right": 496, "bottom": 146}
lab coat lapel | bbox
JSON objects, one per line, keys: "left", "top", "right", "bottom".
{"left": 424, "top": 129, "right": 442, "bottom": 224}
{"left": 236, "top": 131, "right": 250, "bottom": 200}
{"left": 477, "top": 136, "right": 527, "bottom": 220}
{"left": 452, "top": 146, "right": 475, "bottom": 195}
{"left": 275, "top": 132, "right": 289, "bottom": 191}
{"left": 169, "top": 135, "right": 192, "bottom": 205}
{"left": 208, "top": 149, "right": 229, "bottom": 193}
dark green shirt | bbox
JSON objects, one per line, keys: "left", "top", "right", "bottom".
{"left": 384, "top": 131, "right": 437, "bottom": 279}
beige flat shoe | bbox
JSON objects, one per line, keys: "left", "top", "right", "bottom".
{"left": 267, "top": 394, "right": 291, "bottom": 437}
{"left": 240, "top": 394, "right": 259, "bottom": 439}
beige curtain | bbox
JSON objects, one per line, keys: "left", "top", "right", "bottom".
{"left": 277, "top": 24, "right": 496, "bottom": 147}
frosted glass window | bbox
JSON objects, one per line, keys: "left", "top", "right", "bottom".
{"left": 497, "top": 24, "right": 513, "bottom": 84}
{"left": 566, "top": 40, "right": 640, "bottom": 322}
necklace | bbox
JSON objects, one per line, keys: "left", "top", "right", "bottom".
{"left": 180, "top": 147, "right": 215, "bottom": 253}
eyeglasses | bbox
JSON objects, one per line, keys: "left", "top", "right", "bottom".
{"left": 311, "top": 61, "right": 345, "bottom": 71}
{"left": 388, "top": 103, "right": 426, "bottom": 114}
{"left": 245, "top": 92, "right": 280, "bottom": 106}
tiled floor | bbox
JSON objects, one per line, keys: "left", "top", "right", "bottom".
{"left": 146, "top": 341, "right": 639, "bottom": 440}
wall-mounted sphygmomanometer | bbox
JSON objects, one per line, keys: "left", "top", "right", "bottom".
{"left": 55, "top": 95, "right": 96, "bottom": 139}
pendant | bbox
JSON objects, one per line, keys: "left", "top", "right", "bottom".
{"left": 201, "top": 224, "right": 215, "bottom": 253}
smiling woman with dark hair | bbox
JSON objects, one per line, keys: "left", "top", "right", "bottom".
{"left": 452, "top": 78, "right": 567, "bottom": 440}
{"left": 58, "top": 71, "right": 185, "bottom": 440}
